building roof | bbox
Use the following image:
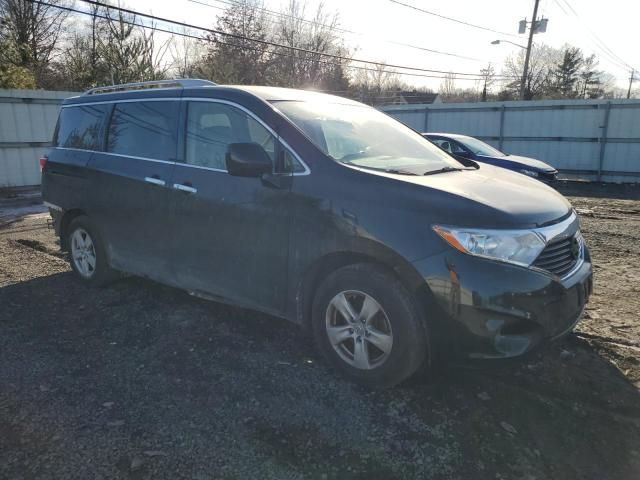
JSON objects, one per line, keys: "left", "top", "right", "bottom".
{"left": 395, "top": 90, "right": 440, "bottom": 105}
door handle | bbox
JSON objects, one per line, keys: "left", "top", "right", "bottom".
{"left": 144, "top": 176, "right": 166, "bottom": 186}
{"left": 173, "top": 183, "right": 197, "bottom": 194}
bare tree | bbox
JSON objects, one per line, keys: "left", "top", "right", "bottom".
{"left": 58, "top": 33, "right": 96, "bottom": 90}
{"left": 272, "top": 0, "right": 349, "bottom": 89}
{"left": 439, "top": 72, "right": 457, "bottom": 99}
{"left": 502, "top": 44, "right": 560, "bottom": 100}
{"left": 348, "top": 62, "right": 403, "bottom": 104}
{"left": 169, "top": 27, "right": 204, "bottom": 79}
{"left": 479, "top": 63, "right": 495, "bottom": 101}
{"left": 352, "top": 63, "right": 400, "bottom": 92}
{"left": 0, "top": 0, "right": 70, "bottom": 87}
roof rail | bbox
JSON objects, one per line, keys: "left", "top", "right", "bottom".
{"left": 84, "top": 79, "right": 217, "bottom": 96}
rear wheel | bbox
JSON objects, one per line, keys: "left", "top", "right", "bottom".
{"left": 66, "top": 216, "right": 117, "bottom": 286}
{"left": 312, "top": 263, "right": 428, "bottom": 388}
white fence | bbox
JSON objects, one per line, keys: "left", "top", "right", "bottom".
{"left": 381, "top": 98, "right": 640, "bottom": 183}
{"left": 1, "top": 90, "right": 639, "bottom": 187}
{"left": 0, "top": 89, "right": 79, "bottom": 187}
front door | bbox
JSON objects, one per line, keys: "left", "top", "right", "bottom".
{"left": 167, "top": 100, "right": 292, "bottom": 314}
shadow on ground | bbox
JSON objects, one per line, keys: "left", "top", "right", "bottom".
{"left": 1, "top": 271, "right": 639, "bottom": 480}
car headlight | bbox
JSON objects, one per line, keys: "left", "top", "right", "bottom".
{"left": 520, "top": 169, "right": 539, "bottom": 178}
{"left": 433, "top": 225, "right": 546, "bottom": 267}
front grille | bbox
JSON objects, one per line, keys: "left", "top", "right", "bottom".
{"left": 533, "top": 233, "right": 582, "bottom": 278}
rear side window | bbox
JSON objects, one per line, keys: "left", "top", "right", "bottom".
{"left": 185, "top": 102, "right": 276, "bottom": 171}
{"left": 107, "top": 101, "right": 179, "bottom": 161}
{"left": 56, "top": 104, "right": 109, "bottom": 150}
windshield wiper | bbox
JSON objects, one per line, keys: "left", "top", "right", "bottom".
{"left": 340, "top": 162, "right": 418, "bottom": 176}
{"left": 383, "top": 168, "right": 418, "bottom": 175}
{"left": 422, "top": 166, "right": 467, "bottom": 176}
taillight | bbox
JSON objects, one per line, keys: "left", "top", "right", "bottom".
{"left": 39, "top": 156, "right": 48, "bottom": 171}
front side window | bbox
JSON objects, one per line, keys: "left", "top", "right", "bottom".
{"left": 185, "top": 102, "right": 275, "bottom": 171}
{"left": 273, "top": 100, "right": 460, "bottom": 174}
{"left": 282, "top": 149, "right": 307, "bottom": 174}
{"left": 107, "top": 101, "right": 179, "bottom": 161}
{"left": 56, "top": 104, "right": 109, "bottom": 150}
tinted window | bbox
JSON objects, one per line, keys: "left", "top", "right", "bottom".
{"left": 186, "top": 102, "right": 275, "bottom": 170}
{"left": 282, "top": 149, "right": 306, "bottom": 174}
{"left": 56, "top": 104, "right": 109, "bottom": 150}
{"left": 107, "top": 101, "right": 179, "bottom": 161}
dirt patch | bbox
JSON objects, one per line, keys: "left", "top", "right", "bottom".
{"left": 0, "top": 182, "right": 639, "bottom": 479}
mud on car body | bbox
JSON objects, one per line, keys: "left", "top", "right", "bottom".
{"left": 42, "top": 79, "right": 592, "bottom": 387}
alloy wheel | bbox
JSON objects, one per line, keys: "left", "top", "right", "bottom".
{"left": 70, "top": 228, "right": 97, "bottom": 279}
{"left": 325, "top": 290, "right": 393, "bottom": 370}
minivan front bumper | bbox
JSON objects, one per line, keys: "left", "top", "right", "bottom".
{"left": 412, "top": 247, "right": 592, "bottom": 359}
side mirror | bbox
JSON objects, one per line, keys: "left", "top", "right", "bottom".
{"left": 226, "top": 143, "right": 272, "bottom": 177}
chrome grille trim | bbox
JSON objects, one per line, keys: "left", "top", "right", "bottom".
{"left": 529, "top": 212, "right": 585, "bottom": 280}
{"left": 532, "top": 230, "right": 585, "bottom": 280}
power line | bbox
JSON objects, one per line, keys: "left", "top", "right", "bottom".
{"left": 29, "top": 0, "right": 507, "bottom": 82}
{"left": 68, "top": 0, "right": 512, "bottom": 79}
{"left": 188, "top": 0, "right": 484, "bottom": 62}
{"left": 553, "top": 0, "right": 637, "bottom": 74}
{"left": 560, "top": 0, "right": 636, "bottom": 71}
{"left": 388, "top": 0, "right": 520, "bottom": 38}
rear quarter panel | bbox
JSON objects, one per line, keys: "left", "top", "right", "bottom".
{"left": 41, "top": 147, "right": 93, "bottom": 211}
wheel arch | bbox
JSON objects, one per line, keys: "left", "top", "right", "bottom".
{"left": 59, "top": 209, "right": 88, "bottom": 250}
{"left": 294, "top": 246, "right": 441, "bottom": 340}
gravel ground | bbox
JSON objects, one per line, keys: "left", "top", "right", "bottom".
{"left": 1, "top": 182, "right": 639, "bottom": 480}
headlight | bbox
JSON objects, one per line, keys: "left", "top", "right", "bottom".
{"left": 433, "top": 225, "right": 546, "bottom": 267}
{"left": 520, "top": 169, "right": 539, "bottom": 178}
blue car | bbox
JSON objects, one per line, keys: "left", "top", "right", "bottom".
{"left": 424, "top": 133, "right": 558, "bottom": 182}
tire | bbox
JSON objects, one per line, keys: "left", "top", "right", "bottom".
{"left": 66, "top": 215, "right": 117, "bottom": 287}
{"left": 312, "top": 263, "right": 429, "bottom": 388}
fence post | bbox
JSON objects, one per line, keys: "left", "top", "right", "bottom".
{"left": 597, "top": 101, "right": 611, "bottom": 182}
{"left": 498, "top": 104, "right": 506, "bottom": 151}
{"left": 423, "top": 107, "right": 429, "bottom": 132}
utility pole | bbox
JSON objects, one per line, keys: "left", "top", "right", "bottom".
{"left": 481, "top": 63, "right": 492, "bottom": 102}
{"left": 520, "top": 0, "right": 540, "bottom": 100}
{"left": 627, "top": 69, "right": 635, "bottom": 99}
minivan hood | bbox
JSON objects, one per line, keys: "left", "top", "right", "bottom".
{"left": 479, "top": 154, "right": 556, "bottom": 172}
{"left": 359, "top": 163, "right": 571, "bottom": 228}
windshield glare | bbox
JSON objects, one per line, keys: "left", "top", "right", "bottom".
{"left": 272, "top": 100, "right": 459, "bottom": 172}
{"left": 457, "top": 137, "right": 505, "bottom": 157}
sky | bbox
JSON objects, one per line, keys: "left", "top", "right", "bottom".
{"left": 125, "top": 0, "right": 640, "bottom": 92}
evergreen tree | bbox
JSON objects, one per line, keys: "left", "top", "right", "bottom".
{"left": 198, "top": 0, "right": 272, "bottom": 85}
{"left": 553, "top": 46, "right": 583, "bottom": 98}
{"left": 578, "top": 54, "right": 604, "bottom": 98}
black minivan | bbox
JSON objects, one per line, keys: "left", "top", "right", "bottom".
{"left": 42, "top": 79, "right": 592, "bottom": 387}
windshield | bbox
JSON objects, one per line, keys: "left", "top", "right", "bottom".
{"left": 456, "top": 136, "right": 505, "bottom": 157}
{"left": 272, "top": 100, "right": 459, "bottom": 173}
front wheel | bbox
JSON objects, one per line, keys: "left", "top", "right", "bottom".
{"left": 66, "top": 216, "right": 117, "bottom": 286}
{"left": 312, "top": 264, "right": 429, "bottom": 388}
